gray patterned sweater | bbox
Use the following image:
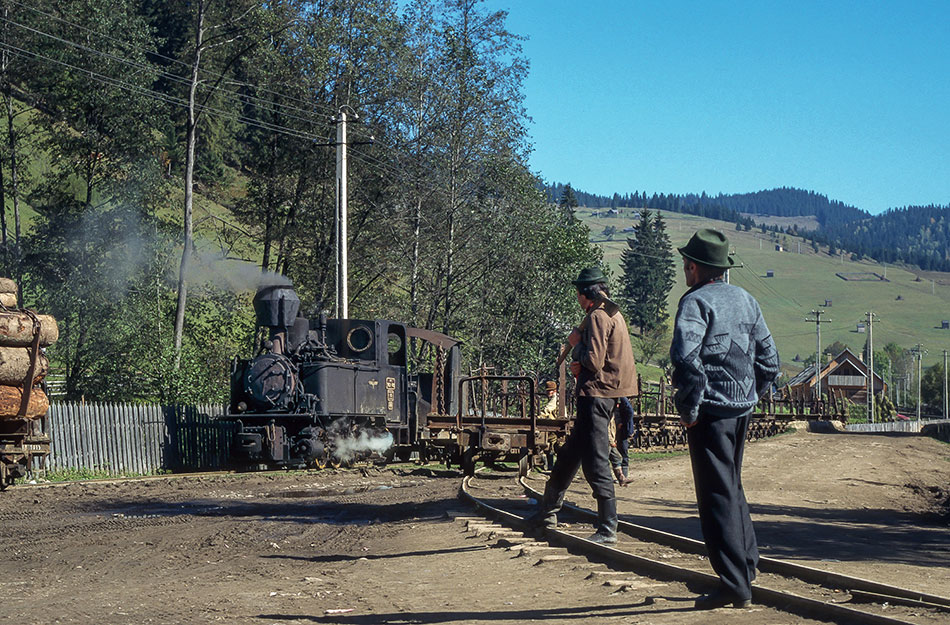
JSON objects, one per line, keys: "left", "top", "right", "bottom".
{"left": 670, "top": 280, "right": 780, "bottom": 425}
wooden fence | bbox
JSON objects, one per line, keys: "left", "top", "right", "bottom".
{"left": 45, "top": 402, "right": 234, "bottom": 475}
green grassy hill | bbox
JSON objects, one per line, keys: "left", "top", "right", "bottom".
{"left": 582, "top": 209, "right": 950, "bottom": 371}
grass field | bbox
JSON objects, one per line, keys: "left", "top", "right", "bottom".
{"left": 581, "top": 209, "right": 950, "bottom": 372}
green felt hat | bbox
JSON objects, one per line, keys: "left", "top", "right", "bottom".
{"left": 571, "top": 267, "right": 607, "bottom": 287}
{"left": 678, "top": 229, "right": 735, "bottom": 269}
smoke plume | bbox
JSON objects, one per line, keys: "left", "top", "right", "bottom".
{"left": 185, "top": 250, "right": 292, "bottom": 292}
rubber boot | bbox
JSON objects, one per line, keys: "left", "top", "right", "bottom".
{"left": 523, "top": 481, "right": 561, "bottom": 531}
{"left": 587, "top": 496, "right": 618, "bottom": 544}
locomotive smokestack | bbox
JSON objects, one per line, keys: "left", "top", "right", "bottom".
{"left": 253, "top": 285, "right": 301, "bottom": 329}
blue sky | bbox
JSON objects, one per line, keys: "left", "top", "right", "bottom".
{"left": 486, "top": 1, "right": 950, "bottom": 215}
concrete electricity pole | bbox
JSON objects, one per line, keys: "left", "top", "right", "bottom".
{"left": 909, "top": 344, "right": 926, "bottom": 425}
{"left": 865, "top": 311, "right": 877, "bottom": 423}
{"left": 943, "top": 349, "right": 948, "bottom": 420}
{"left": 334, "top": 108, "right": 351, "bottom": 319}
{"left": 331, "top": 108, "right": 374, "bottom": 319}
{"left": 805, "top": 310, "right": 831, "bottom": 406}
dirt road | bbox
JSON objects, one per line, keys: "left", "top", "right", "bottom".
{"left": 1, "top": 427, "right": 947, "bottom": 624}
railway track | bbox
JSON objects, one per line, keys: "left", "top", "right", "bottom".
{"left": 459, "top": 470, "right": 950, "bottom": 625}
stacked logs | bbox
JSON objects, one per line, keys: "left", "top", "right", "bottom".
{"left": 0, "top": 278, "right": 58, "bottom": 419}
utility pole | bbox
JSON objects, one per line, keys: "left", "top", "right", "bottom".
{"left": 943, "top": 349, "right": 948, "bottom": 420}
{"left": 805, "top": 310, "right": 831, "bottom": 407}
{"left": 909, "top": 344, "right": 926, "bottom": 425}
{"left": 334, "top": 108, "right": 350, "bottom": 319}
{"left": 865, "top": 311, "right": 877, "bottom": 423}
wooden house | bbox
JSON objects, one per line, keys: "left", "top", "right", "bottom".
{"left": 784, "top": 347, "right": 886, "bottom": 404}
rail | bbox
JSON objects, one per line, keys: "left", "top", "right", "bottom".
{"left": 458, "top": 471, "right": 950, "bottom": 625}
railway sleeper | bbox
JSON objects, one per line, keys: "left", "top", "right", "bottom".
{"left": 461, "top": 475, "right": 944, "bottom": 625}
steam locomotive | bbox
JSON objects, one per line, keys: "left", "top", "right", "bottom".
{"left": 224, "top": 284, "right": 570, "bottom": 472}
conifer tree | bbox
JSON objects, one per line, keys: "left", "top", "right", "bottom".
{"left": 558, "top": 184, "right": 578, "bottom": 221}
{"left": 619, "top": 210, "right": 675, "bottom": 332}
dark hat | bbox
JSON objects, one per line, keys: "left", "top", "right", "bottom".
{"left": 678, "top": 229, "right": 735, "bottom": 269}
{"left": 572, "top": 267, "right": 606, "bottom": 287}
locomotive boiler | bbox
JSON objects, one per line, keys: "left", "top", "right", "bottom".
{"left": 225, "top": 284, "right": 568, "bottom": 472}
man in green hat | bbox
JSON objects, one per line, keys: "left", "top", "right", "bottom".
{"left": 525, "top": 267, "right": 637, "bottom": 543}
{"left": 670, "top": 228, "right": 780, "bottom": 609}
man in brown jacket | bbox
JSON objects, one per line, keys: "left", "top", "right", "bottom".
{"left": 526, "top": 267, "right": 637, "bottom": 543}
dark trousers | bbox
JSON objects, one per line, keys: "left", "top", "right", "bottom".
{"left": 617, "top": 434, "right": 630, "bottom": 476}
{"left": 541, "top": 396, "right": 616, "bottom": 511}
{"left": 686, "top": 412, "right": 759, "bottom": 600}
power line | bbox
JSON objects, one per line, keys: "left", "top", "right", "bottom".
{"left": 4, "top": 0, "right": 342, "bottom": 117}
{"left": 0, "top": 15, "right": 335, "bottom": 127}
{"left": 0, "top": 42, "right": 328, "bottom": 143}
{"left": 729, "top": 252, "right": 805, "bottom": 308}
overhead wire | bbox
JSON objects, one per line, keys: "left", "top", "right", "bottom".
{"left": 0, "top": 14, "right": 336, "bottom": 127}
{"left": 4, "top": 0, "right": 342, "bottom": 117}
{"left": 0, "top": 42, "right": 328, "bottom": 143}
{"left": 2, "top": 3, "right": 570, "bottom": 224}
{"left": 730, "top": 251, "right": 805, "bottom": 308}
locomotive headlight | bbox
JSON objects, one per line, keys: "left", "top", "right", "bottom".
{"left": 236, "top": 402, "right": 248, "bottom": 413}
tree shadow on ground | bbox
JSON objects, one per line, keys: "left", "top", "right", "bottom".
{"left": 615, "top": 498, "right": 950, "bottom": 569}
{"left": 71, "top": 495, "right": 465, "bottom": 527}
{"left": 258, "top": 596, "right": 695, "bottom": 623}
{"left": 263, "top": 544, "right": 491, "bottom": 563}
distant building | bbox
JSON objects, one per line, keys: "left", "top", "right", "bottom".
{"left": 824, "top": 299, "right": 833, "bottom": 307}
{"left": 784, "top": 348, "right": 886, "bottom": 403}
{"left": 766, "top": 270, "right": 774, "bottom": 278}
{"left": 775, "top": 244, "right": 783, "bottom": 252}
{"left": 942, "top": 320, "right": 949, "bottom": 329}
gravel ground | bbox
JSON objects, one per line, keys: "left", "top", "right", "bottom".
{"left": 0, "top": 427, "right": 947, "bottom": 624}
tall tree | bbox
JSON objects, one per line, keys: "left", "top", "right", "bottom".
{"left": 559, "top": 184, "right": 578, "bottom": 220}
{"left": 158, "top": 0, "right": 268, "bottom": 367}
{"left": 619, "top": 209, "right": 675, "bottom": 332}
{"left": 0, "top": 0, "right": 36, "bottom": 288}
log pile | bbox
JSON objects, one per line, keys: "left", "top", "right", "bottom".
{"left": 0, "top": 279, "right": 57, "bottom": 419}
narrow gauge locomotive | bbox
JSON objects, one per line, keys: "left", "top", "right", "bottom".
{"left": 225, "top": 284, "right": 569, "bottom": 473}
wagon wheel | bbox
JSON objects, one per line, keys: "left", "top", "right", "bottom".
{"left": 461, "top": 446, "right": 477, "bottom": 477}
{"left": 517, "top": 453, "right": 531, "bottom": 479}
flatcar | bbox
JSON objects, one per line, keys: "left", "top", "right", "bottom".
{"left": 223, "top": 284, "right": 570, "bottom": 474}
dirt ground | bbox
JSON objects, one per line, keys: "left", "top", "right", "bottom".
{"left": 1, "top": 426, "right": 948, "bottom": 625}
